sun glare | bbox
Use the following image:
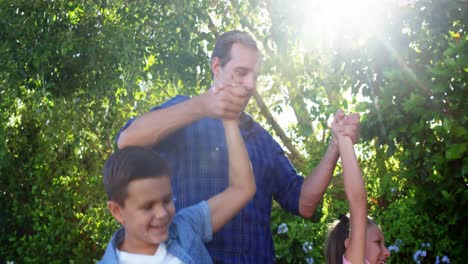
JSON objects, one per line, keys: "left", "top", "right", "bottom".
{"left": 297, "top": 0, "right": 393, "bottom": 51}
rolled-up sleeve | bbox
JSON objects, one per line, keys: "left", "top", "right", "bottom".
{"left": 176, "top": 201, "right": 213, "bottom": 243}
{"left": 270, "top": 141, "right": 304, "bottom": 216}
{"left": 115, "top": 95, "right": 190, "bottom": 145}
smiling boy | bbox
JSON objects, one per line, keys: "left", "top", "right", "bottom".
{"left": 99, "top": 119, "right": 255, "bottom": 264}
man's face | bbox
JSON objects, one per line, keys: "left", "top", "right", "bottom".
{"left": 110, "top": 177, "right": 176, "bottom": 254}
{"left": 214, "top": 43, "right": 261, "bottom": 103}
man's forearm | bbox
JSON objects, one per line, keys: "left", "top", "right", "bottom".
{"left": 117, "top": 95, "right": 207, "bottom": 149}
{"left": 298, "top": 141, "right": 339, "bottom": 218}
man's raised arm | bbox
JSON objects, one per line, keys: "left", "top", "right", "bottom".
{"left": 298, "top": 110, "right": 360, "bottom": 218}
{"left": 118, "top": 85, "right": 249, "bottom": 149}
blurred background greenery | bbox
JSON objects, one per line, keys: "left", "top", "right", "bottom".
{"left": 0, "top": 0, "right": 466, "bottom": 262}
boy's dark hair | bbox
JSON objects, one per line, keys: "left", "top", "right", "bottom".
{"left": 210, "top": 30, "right": 259, "bottom": 68}
{"left": 324, "top": 214, "right": 377, "bottom": 264}
{"left": 103, "top": 146, "right": 170, "bottom": 206}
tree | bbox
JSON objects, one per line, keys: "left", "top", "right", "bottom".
{"left": 1, "top": 0, "right": 466, "bottom": 262}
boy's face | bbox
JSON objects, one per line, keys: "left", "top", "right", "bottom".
{"left": 108, "top": 176, "right": 175, "bottom": 254}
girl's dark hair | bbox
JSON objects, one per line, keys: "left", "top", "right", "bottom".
{"left": 325, "top": 214, "right": 377, "bottom": 264}
{"left": 102, "top": 146, "right": 170, "bottom": 206}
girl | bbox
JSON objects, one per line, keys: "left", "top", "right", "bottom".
{"left": 325, "top": 115, "right": 390, "bottom": 264}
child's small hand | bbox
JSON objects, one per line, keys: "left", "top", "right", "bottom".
{"left": 341, "top": 113, "right": 360, "bottom": 144}
{"left": 331, "top": 119, "right": 345, "bottom": 143}
{"left": 331, "top": 109, "right": 351, "bottom": 147}
{"left": 330, "top": 110, "right": 346, "bottom": 144}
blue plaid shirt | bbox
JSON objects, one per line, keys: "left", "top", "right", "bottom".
{"left": 117, "top": 95, "right": 304, "bottom": 263}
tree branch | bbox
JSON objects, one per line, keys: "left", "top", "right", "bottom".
{"left": 207, "top": 13, "right": 219, "bottom": 38}
{"left": 287, "top": 84, "right": 314, "bottom": 135}
{"left": 253, "top": 90, "right": 305, "bottom": 165}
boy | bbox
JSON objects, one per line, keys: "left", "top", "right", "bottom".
{"left": 99, "top": 119, "right": 255, "bottom": 263}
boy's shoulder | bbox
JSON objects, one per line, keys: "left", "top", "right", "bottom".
{"left": 99, "top": 202, "right": 213, "bottom": 264}
{"left": 99, "top": 227, "right": 125, "bottom": 264}
{"left": 164, "top": 201, "right": 213, "bottom": 263}
{"left": 172, "top": 201, "right": 211, "bottom": 231}
{"left": 170, "top": 201, "right": 212, "bottom": 243}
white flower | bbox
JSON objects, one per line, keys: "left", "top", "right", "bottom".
{"left": 413, "top": 250, "right": 421, "bottom": 262}
{"left": 395, "top": 238, "right": 403, "bottom": 246}
{"left": 442, "top": 255, "right": 450, "bottom": 263}
{"left": 388, "top": 245, "right": 399, "bottom": 252}
{"left": 305, "top": 257, "right": 314, "bottom": 264}
{"left": 277, "top": 223, "right": 288, "bottom": 234}
{"left": 421, "top": 242, "right": 430, "bottom": 248}
{"left": 302, "top": 242, "right": 313, "bottom": 253}
{"left": 413, "top": 249, "right": 427, "bottom": 262}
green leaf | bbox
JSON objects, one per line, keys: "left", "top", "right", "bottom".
{"left": 445, "top": 143, "right": 466, "bottom": 160}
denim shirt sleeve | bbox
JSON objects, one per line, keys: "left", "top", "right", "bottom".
{"left": 114, "top": 95, "right": 190, "bottom": 145}
{"left": 175, "top": 200, "right": 212, "bottom": 243}
{"left": 98, "top": 227, "right": 125, "bottom": 264}
{"left": 269, "top": 138, "right": 304, "bottom": 216}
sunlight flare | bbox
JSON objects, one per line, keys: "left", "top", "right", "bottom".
{"left": 296, "top": 0, "right": 395, "bottom": 50}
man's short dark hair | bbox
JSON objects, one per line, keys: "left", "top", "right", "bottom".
{"left": 211, "top": 30, "right": 259, "bottom": 68}
{"left": 103, "top": 146, "right": 170, "bottom": 206}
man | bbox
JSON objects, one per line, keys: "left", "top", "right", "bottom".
{"left": 117, "top": 30, "right": 360, "bottom": 263}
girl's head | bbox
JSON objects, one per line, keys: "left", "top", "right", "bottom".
{"left": 325, "top": 214, "right": 390, "bottom": 264}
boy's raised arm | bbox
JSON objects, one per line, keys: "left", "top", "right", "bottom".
{"left": 207, "top": 119, "right": 256, "bottom": 233}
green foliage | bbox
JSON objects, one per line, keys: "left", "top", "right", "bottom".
{"left": 272, "top": 206, "right": 326, "bottom": 264}
{"left": 355, "top": 1, "right": 468, "bottom": 262}
{"left": 0, "top": 84, "right": 132, "bottom": 260}
{"left": 270, "top": 0, "right": 467, "bottom": 263}
{"left": 1, "top": 0, "right": 466, "bottom": 262}
{"left": 0, "top": 0, "right": 217, "bottom": 262}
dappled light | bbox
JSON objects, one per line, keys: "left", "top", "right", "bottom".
{"left": 0, "top": 0, "right": 466, "bottom": 263}
{"left": 295, "top": 0, "right": 392, "bottom": 51}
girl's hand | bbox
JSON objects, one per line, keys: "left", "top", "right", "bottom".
{"left": 331, "top": 109, "right": 346, "bottom": 145}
